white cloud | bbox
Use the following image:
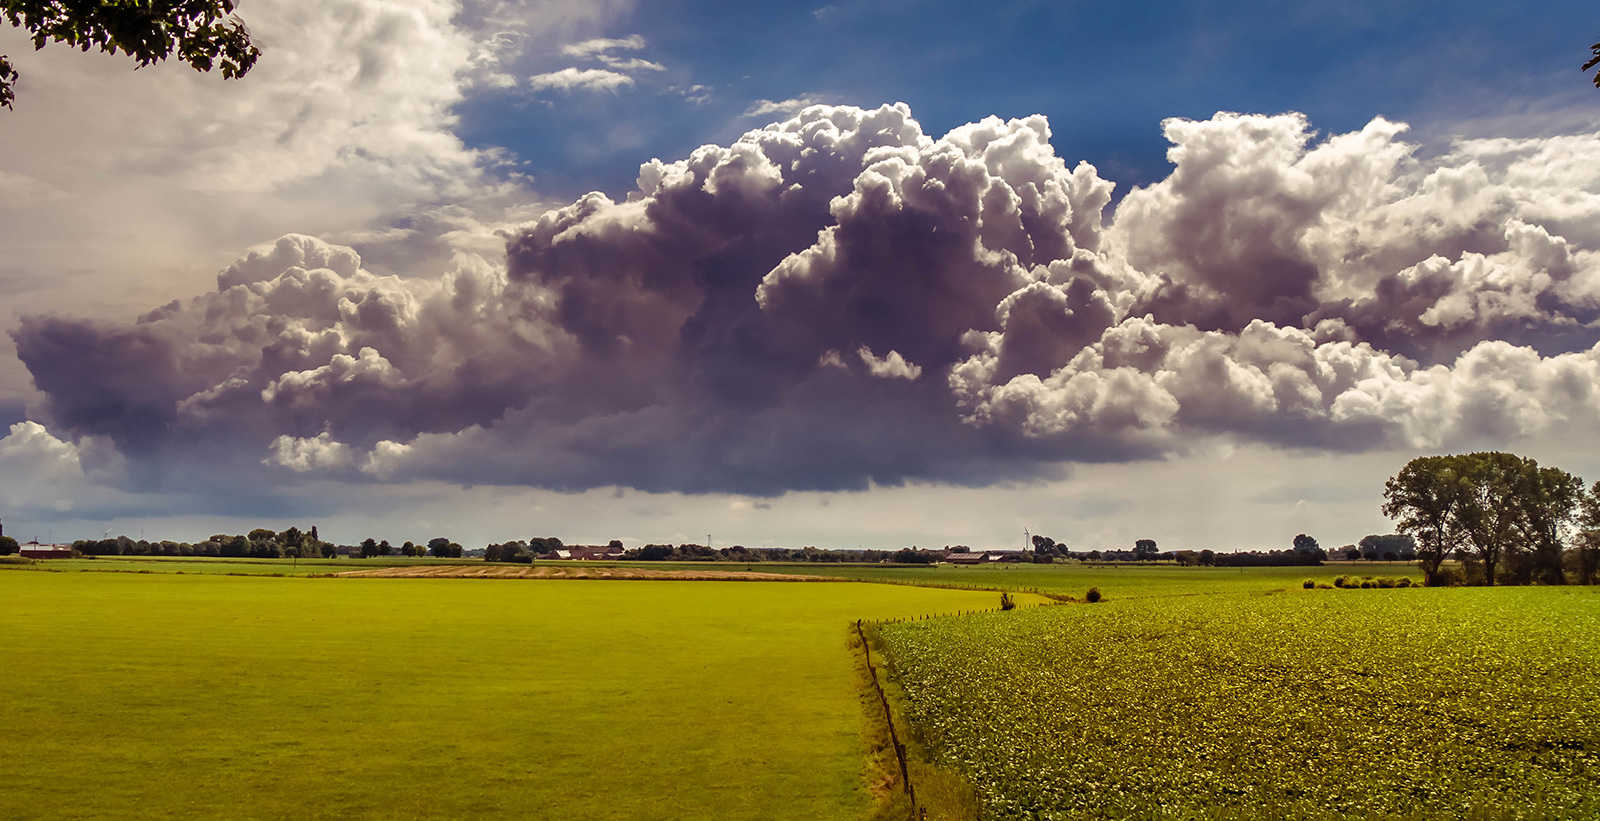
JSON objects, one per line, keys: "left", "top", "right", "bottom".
{"left": 361, "top": 440, "right": 415, "bottom": 479}
{"left": 265, "top": 432, "right": 355, "bottom": 473}
{"left": 528, "top": 66, "right": 634, "bottom": 92}
{"left": 679, "top": 83, "right": 712, "bottom": 105}
{"left": 534, "top": 33, "right": 666, "bottom": 94}
{"left": 744, "top": 96, "right": 827, "bottom": 118}
{"left": 0, "top": 422, "right": 84, "bottom": 484}
{"left": 0, "top": 0, "right": 561, "bottom": 408}
{"left": 560, "top": 34, "right": 645, "bottom": 58}
{"left": 0, "top": 421, "right": 124, "bottom": 512}
{"left": 597, "top": 55, "right": 664, "bottom": 72}
{"left": 858, "top": 348, "right": 922, "bottom": 381}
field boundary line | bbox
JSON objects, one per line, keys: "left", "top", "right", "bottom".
{"left": 856, "top": 618, "right": 921, "bottom": 819}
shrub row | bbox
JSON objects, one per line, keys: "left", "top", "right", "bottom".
{"left": 1304, "top": 576, "right": 1415, "bottom": 589}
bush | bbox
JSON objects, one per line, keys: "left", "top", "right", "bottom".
{"left": 1085, "top": 587, "right": 1102, "bottom": 604}
{"left": 1396, "top": 577, "right": 1414, "bottom": 588}
{"left": 1430, "top": 565, "right": 1464, "bottom": 587}
{"left": 1303, "top": 579, "right": 1315, "bottom": 589}
{"left": 1376, "top": 577, "right": 1397, "bottom": 589}
{"left": 1315, "top": 582, "right": 1334, "bottom": 590}
{"left": 1000, "top": 592, "right": 1016, "bottom": 611}
{"left": 1333, "top": 575, "right": 1353, "bottom": 588}
{"left": 0, "top": 554, "right": 34, "bottom": 565}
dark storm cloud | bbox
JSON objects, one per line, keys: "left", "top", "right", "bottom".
{"left": 13, "top": 105, "right": 1600, "bottom": 494}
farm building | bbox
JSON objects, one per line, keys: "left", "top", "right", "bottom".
{"left": 944, "top": 551, "right": 1026, "bottom": 565}
{"left": 544, "top": 544, "right": 627, "bottom": 561}
{"left": 20, "top": 543, "right": 74, "bottom": 559}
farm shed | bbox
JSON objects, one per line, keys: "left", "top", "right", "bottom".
{"left": 20, "top": 544, "right": 73, "bottom": 559}
{"left": 543, "top": 545, "right": 627, "bottom": 560}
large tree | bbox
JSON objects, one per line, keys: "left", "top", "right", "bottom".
{"left": 1577, "top": 480, "right": 1600, "bottom": 585}
{"left": 1291, "top": 533, "right": 1325, "bottom": 561}
{"left": 1511, "top": 460, "right": 1583, "bottom": 585}
{"left": 1, "top": 0, "right": 259, "bottom": 109}
{"left": 1382, "top": 456, "right": 1466, "bottom": 585}
{"left": 1452, "top": 452, "right": 1525, "bottom": 586}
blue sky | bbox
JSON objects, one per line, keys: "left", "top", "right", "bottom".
{"left": 460, "top": 0, "right": 1598, "bottom": 199}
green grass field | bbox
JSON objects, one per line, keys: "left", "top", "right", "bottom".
{"left": 0, "top": 572, "right": 1025, "bottom": 820}
{"left": 878, "top": 585, "right": 1600, "bottom": 819}
{"left": 21, "top": 554, "right": 485, "bottom": 575}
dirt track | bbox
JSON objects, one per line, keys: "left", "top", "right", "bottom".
{"left": 335, "top": 565, "right": 833, "bottom": 582}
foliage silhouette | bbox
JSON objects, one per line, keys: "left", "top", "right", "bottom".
{"left": 1, "top": 0, "right": 259, "bottom": 109}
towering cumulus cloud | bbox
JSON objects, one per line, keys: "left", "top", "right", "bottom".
{"left": 14, "top": 105, "right": 1600, "bottom": 495}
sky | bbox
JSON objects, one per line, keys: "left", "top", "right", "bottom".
{"left": 1, "top": 0, "right": 1598, "bottom": 552}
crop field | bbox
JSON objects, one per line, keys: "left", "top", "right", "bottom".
{"left": 0, "top": 571, "right": 1027, "bottom": 820}
{"left": 878, "top": 586, "right": 1600, "bottom": 819}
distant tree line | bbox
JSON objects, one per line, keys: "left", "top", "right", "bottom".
{"left": 627, "top": 543, "right": 944, "bottom": 563}
{"left": 1030, "top": 535, "right": 1329, "bottom": 567}
{"left": 71, "top": 527, "right": 330, "bottom": 558}
{"left": 483, "top": 539, "right": 946, "bottom": 564}
{"left": 0, "top": 534, "right": 18, "bottom": 555}
{"left": 484, "top": 537, "right": 571, "bottom": 562}
{"left": 50, "top": 527, "right": 465, "bottom": 560}
{"left": 1335, "top": 534, "right": 1419, "bottom": 562}
{"left": 1383, "top": 452, "right": 1600, "bottom": 586}
{"left": 353, "top": 537, "right": 462, "bottom": 558}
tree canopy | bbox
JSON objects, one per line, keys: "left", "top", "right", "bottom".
{"left": 1382, "top": 455, "right": 1465, "bottom": 585}
{"left": 1587, "top": 39, "right": 1600, "bottom": 89}
{"left": 1384, "top": 452, "right": 1590, "bottom": 586}
{"left": 1, "top": 0, "right": 259, "bottom": 109}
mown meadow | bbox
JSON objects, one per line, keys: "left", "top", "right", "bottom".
{"left": 878, "top": 585, "right": 1600, "bottom": 819}
{"left": 0, "top": 571, "right": 1027, "bottom": 820}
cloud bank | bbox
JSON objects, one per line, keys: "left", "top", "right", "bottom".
{"left": 14, "top": 105, "right": 1600, "bottom": 497}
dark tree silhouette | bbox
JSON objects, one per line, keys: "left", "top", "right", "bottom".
{"left": 1453, "top": 452, "right": 1523, "bottom": 586}
{"left": 1383, "top": 456, "right": 1465, "bottom": 586}
{"left": 1, "top": 0, "right": 259, "bottom": 109}
{"left": 1587, "top": 40, "right": 1600, "bottom": 89}
{"left": 1511, "top": 460, "right": 1583, "bottom": 585}
{"left": 1292, "top": 534, "right": 1326, "bottom": 563}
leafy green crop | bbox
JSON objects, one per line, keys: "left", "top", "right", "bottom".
{"left": 880, "top": 587, "right": 1600, "bottom": 818}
